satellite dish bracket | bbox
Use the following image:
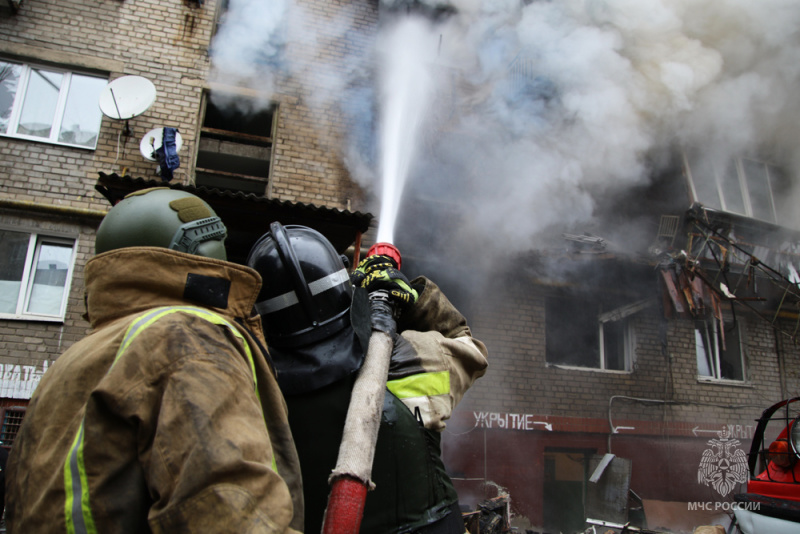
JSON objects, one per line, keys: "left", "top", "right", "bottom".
{"left": 108, "top": 87, "right": 133, "bottom": 136}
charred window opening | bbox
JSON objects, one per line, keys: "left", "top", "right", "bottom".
{"left": 545, "top": 295, "right": 638, "bottom": 372}
{"left": 194, "top": 92, "right": 275, "bottom": 195}
{"left": 695, "top": 316, "right": 745, "bottom": 381}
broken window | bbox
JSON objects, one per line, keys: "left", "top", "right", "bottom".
{"left": 545, "top": 296, "right": 637, "bottom": 372}
{"left": 684, "top": 153, "right": 789, "bottom": 225}
{"left": 194, "top": 92, "right": 275, "bottom": 195}
{"left": 695, "top": 317, "right": 745, "bottom": 381}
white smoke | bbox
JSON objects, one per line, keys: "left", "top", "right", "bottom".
{"left": 209, "top": 0, "right": 800, "bottom": 260}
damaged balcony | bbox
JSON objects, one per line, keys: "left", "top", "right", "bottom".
{"left": 660, "top": 203, "right": 800, "bottom": 343}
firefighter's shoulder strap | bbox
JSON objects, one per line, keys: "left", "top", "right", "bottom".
{"left": 62, "top": 305, "right": 264, "bottom": 534}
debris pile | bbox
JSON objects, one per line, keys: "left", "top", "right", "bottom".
{"left": 463, "top": 493, "right": 511, "bottom": 534}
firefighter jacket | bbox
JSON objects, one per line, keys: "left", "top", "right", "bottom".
{"left": 5, "top": 247, "right": 303, "bottom": 534}
{"left": 277, "top": 276, "right": 488, "bottom": 534}
{"left": 390, "top": 276, "right": 489, "bottom": 432}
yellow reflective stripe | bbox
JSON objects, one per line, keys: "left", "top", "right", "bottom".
{"left": 386, "top": 371, "right": 450, "bottom": 399}
{"left": 63, "top": 306, "right": 269, "bottom": 533}
{"left": 64, "top": 422, "right": 96, "bottom": 534}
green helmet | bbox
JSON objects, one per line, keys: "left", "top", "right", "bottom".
{"left": 95, "top": 187, "right": 228, "bottom": 260}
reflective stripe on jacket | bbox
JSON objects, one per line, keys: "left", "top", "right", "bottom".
{"left": 391, "top": 277, "right": 489, "bottom": 431}
{"left": 64, "top": 305, "right": 274, "bottom": 534}
{"left": 6, "top": 247, "right": 303, "bottom": 534}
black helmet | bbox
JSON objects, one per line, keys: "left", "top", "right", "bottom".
{"left": 247, "top": 222, "right": 352, "bottom": 348}
{"left": 96, "top": 188, "right": 228, "bottom": 260}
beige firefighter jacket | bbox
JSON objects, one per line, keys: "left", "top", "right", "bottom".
{"left": 5, "top": 247, "right": 303, "bottom": 534}
{"left": 390, "top": 277, "right": 489, "bottom": 431}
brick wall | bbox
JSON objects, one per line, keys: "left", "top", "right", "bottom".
{"left": 0, "top": 0, "right": 373, "bottom": 388}
{"left": 268, "top": 0, "right": 377, "bottom": 209}
{"left": 0, "top": 0, "right": 219, "bottom": 210}
{"left": 1, "top": 0, "right": 374, "bottom": 208}
{"left": 457, "top": 277, "right": 783, "bottom": 431}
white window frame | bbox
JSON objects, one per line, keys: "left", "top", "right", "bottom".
{"left": 0, "top": 59, "right": 106, "bottom": 149}
{"left": 695, "top": 316, "right": 746, "bottom": 382}
{"left": 596, "top": 318, "right": 635, "bottom": 372}
{"left": 684, "top": 152, "right": 783, "bottom": 224}
{"left": 598, "top": 300, "right": 647, "bottom": 372}
{"left": 0, "top": 229, "right": 77, "bottom": 322}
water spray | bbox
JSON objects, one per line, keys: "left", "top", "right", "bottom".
{"left": 374, "top": 16, "right": 437, "bottom": 246}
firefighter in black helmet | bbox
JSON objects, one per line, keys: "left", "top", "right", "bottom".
{"left": 247, "top": 222, "right": 488, "bottom": 534}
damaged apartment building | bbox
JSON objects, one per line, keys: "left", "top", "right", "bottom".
{"left": 425, "top": 149, "right": 800, "bottom": 531}
{"left": 2, "top": 0, "right": 800, "bottom": 532}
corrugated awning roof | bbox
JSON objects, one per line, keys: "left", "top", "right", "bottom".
{"left": 96, "top": 173, "right": 373, "bottom": 264}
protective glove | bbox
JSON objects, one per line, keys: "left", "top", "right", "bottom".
{"left": 351, "top": 254, "right": 419, "bottom": 309}
{"left": 350, "top": 254, "right": 395, "bottom": 287}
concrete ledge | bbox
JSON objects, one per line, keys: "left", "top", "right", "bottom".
{"left": 0, "top": 41, "right": 124, "bottom": 74}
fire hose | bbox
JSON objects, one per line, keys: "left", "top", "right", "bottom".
{"left": 321, "top": 243, "right": 402, "bottom": 534}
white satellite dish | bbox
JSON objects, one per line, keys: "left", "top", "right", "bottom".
{"left": 140, "top": 128, "right": 183, "bottom": 161}
{"left": 98, "top": 76, "right": 157, "bottom": 121}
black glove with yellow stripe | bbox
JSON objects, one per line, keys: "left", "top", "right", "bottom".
{"left": 351, "top": 254, "right": 419, "bottom": 309}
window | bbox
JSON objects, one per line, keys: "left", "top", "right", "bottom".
{"left": 0, "top": 229, "right": 77, "bottom": 320}
{"left": 194, "top": 92, "right": 275, "bottom": 195}
{"left": 0, "top": 60, "right": 107, "bottom": 149}
{"left": 685, "top": 153, "right": 789, "bottom": 225}
{"left": 0, "top": 406, "right": 26, "bottom": 448}
{"left": 545, "top": 296, "right": 638, "bottom": 371}
{"left": 695, "top": 317, "right": 745, "bottom": 381}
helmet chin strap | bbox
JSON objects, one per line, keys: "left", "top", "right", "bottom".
{"left": 168, "top": 216, "right": 227, "bottom": 255}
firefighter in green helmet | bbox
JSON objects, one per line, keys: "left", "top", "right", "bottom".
{"left": 5, "top": 188, "right": 303, "bottom": 533}
{"left": 247, "top": 222, "right": 489, "bottom": 533}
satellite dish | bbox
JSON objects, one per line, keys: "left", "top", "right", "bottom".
{"left": 98, "top": 76, "right": 157, "bottom": 120}
{"left": 140, "top": 128, "right": 183, "bottom": 161}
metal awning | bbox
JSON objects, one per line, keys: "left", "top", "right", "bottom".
{"left": 95, "top": 173, "right": 373, "bottom": 264}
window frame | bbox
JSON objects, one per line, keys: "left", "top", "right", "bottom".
{"left": 684, "top": 152, "right": 784, "bottom": 224}
{"left": 598, "top": 303, "right": 641, "bottom": 372}
{"left": 0, "top": 228, "right": 78, "bottom": 322}
{"left": 0, "top": 59, "right": 107, "bottom": 149}
{"left": 695, "top": 316, "right": 747, "bottom": 383}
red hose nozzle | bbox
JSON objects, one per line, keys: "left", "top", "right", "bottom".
{"left": 366, "top": 242, "right": 401, "bottom": 269}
